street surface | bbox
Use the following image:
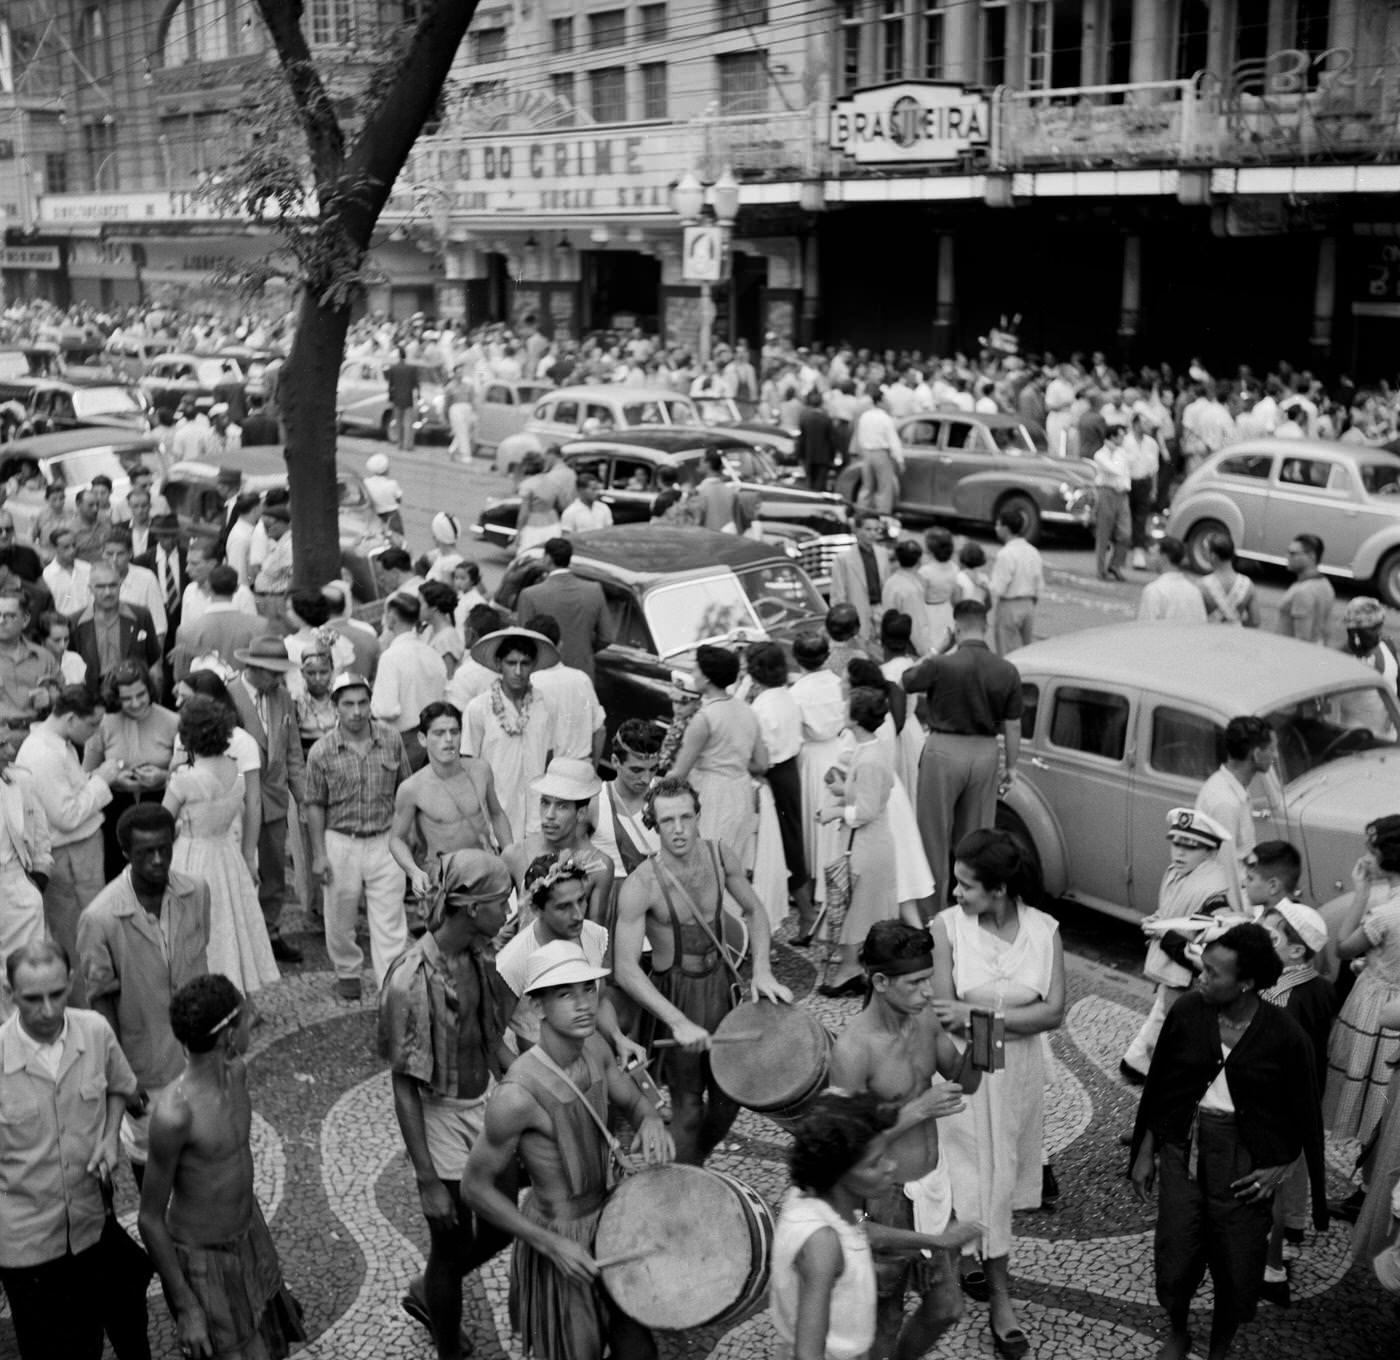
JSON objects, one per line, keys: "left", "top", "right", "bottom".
{"left": 4, "top": 435, "right": 1394, "bottom": 1359}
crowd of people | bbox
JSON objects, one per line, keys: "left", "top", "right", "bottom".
{"left": 3, "top": 291, "right": 1400, "bottom": 1360}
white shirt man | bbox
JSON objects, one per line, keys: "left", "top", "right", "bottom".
{"left": 41, "top": 549, "right": 92, "bottom": 617}
{"left": 529, "top": 661, "right": 604, "bottom": 764}
{"left": 560, "top": 488, "right": 614, "bottom": 535}
{"left": 371, "top": 598, "right": 447, "bottom": 749}
{"left": 1137, "top": 540, "right": 1208, "bottom": 623}
{"left": 180, "top": 575, "right": 257, "bottom": 626}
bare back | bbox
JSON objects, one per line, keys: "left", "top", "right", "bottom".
{"left": 163, "top": 1059, "right": 256, "bottom": 1245}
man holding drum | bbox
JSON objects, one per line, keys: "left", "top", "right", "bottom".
{"left": 462, "top": 940, "right": 674, "bottom": 1360}
{"left": 613, "top": 777, "right": 794, "bottom": 1166}
{"left": 829, "top": 921, "right": 983, "bottom": 1360}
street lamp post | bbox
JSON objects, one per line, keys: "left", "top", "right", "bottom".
{"left": 673, "top": 167, "right": 740, "bottom": 366}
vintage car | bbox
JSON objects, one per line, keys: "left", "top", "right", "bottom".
{"left": 473, "top": 378, "right": 554, "bottom": 458}
{"left": 473, "top": 430, "right": 852, "bottom": 585}
{"left": 335, "top": 355, "right": 450, "bottom": 441}
{"left": 1164, "top": 438, "right": 1400, "bottom": 607}
{"left": 18, "top": 380, "right": 152, "bottom": 435}
{"left": 160, "top": 455, "right": 384, "bottom": 548}
{"left": 834, "top": 411, "right": 1092, "bottom": 542}
{"left": 518, "top": 385, "right": 701, "bottom": 457}
{"left": 102, "top": 333, "right": 178, "bottom": 381}
{"left": 139, "top": 353, "right": 248, "bottom": 418}
{"left": 690, "top": 393, "right": 799, "bottom": 465}
{"left": 1000, "top": 623, "right": 1400, "bottom": 923}
{"left": 0, "top": 429, "right": 166, "bottom": 540}
{"left": 493, "top": 525, "right": 829, "bottom": 727}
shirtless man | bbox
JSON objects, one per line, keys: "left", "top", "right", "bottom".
{"left": 390, "top": 701, "right": 512, "bottom": 895}
{"left": 462, "top": 941, "right": 673, "bottom": 1360}
{"left": 139, "top": 974, "right": 304, "bottom": 1360}
{"left": 829, "top": 921, "right": 980, "bottom": 1360}
{"left": 614, "top": 776, "right": 793, "bottom": 1166}
{"left": 501, "top": 757, "right": 614, "bottom": 926}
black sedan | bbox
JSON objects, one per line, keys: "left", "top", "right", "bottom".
{"left": 494, "top": 525, "right": 829, "bottom": 728}
{"left": 473, "top": 429, "right": 850, "bottom": 552}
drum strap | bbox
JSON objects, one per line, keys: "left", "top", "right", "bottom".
{"left": 529, "top": 1043, "right": 639, "bottom": 1177}
{"left": 653, "top": 843, "right": 746, "bottom": 1006}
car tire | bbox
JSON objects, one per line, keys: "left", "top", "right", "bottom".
{"left": 995, "top": 804, "right": 1047, "bottom": 906}
{"left": 997, "top": 493, "right": 1041, "bottom": 545}
{"left": 1377, "top": 549, "right": 1400, "bottom": 610}
{"left": 1183, "top": 518, "right": 1227, "bottom": 574}
{"left": 380, "top": 411, "right": 394, "bottom": 441}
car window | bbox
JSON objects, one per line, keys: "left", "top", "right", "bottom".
{"left": 989, "top": 424, "right": 1036, "bottom": 453}
{"left": 564, "top": 455, "right": 609, "bottom": 484}
{"left": 663, "top": 398, "right": 698, "bottom": 424}
{"left": 73, "top": 388, "right": 144, "bottom": 419}
{"left": 1360, "top": 459, "right": 1400, "bottom": 497}
{"left": 606, "top": 457, "right": 651, "bottom": 489}
{"left": 1278, "top": 456, "right": 1345, "bottom": 492}
{"left": 337, "top": 478, "right": 367, "bottom": 508}
{"left": 603, "top": 585, "right": 650, "bottom": 651}
{"left": 552, "top": 400, "right": 579, "bottom": 427}
{"left": 950, "top": 422, "right": 991, "bottom": 451}
{"left": 903, "top": 420, "right": 942, "bottom": 446}
{"left": 1020, "top": 682, "right": 1039, "bottom": 740}
{"left": 621, "top": 401, "right": 665, "bottom": 426}
{"left": 1217, "top": 453, "right": 1273, "bottom": 480}
{"left": 735, "top": 563, "right": 826, "bottom": 632}
{"left": 1149, "top": 706, "right": 1222, "bottom": 781}
{"left": 1048, "top": 685, "right": 1130, "bottom": 761}
{"left": 486, "top": 385, "right": 510, "bottom": 404}
{"left": 1268, "top": 685, "right": 1400, "bottom": 782}
{"left": 50, "top": 448, "right": 129, "bottom": 485}
{"left": 644, "top": 574, "right": 764, "bottom": 658}
{"left": 720, "top": 448, "right": 760, "bottom": 480}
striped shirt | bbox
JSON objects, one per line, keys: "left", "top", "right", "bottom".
{"left": 304, "top": 721, "right": 410, "bottom": 835}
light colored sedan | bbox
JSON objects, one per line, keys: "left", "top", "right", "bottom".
{"left": 1001, "top": 623, "right": 1400, "bottom": 922}
{"left": 1166, "top": 437, "right": 1400, "bottom": 606}
{"left": 474, "top": 379, "right": 553, "bottom": 458}
{"left": 335, "top": 356, "right": 449, "bottom": 441}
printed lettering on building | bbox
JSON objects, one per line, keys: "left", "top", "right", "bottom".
{"left": 829, "top": 82, "right": 989, "bottom": 165}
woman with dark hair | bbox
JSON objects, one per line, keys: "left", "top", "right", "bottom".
{"left": 878, "top": 610, "right": 924, "bottom": 805}
{"left": 770, "top": 1092, "right": 896, "bottom": 1360}
{"left": 792, "top": 630, "right": 847, "bottom": 922}
{"left": 931, "top": 827, "right": 1066, "bottom": 1356}
{"left": 919, "top": 527, "right": 959, "bottom": 644}
{"left": 418, "top": 579, "right": 464, "bottom": 679}
{"left": 1324, "top": 814, "right": 1400, "bottom": 1144}
{"left": 83, "top": 658, "right": 179, "bottom": 877}
{"left": 515, "top": 448, "right": 560, "bottom": 554}
{"left": 1201, "top": 532, "right": 1259, "bottom": 627}
{"left": 816, "top": 686, "right": 901, "bottom": 996}
{"left": 669, "top": 643, "right": 769, "bottom": 868}
{"left": 164, "top": 694, "right": 279, "bottom": 994}
{"left": 174, "top": 667, "right": 263, "bottom": 854}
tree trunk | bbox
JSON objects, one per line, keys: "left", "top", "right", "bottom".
{"left": 281, "top": 291, "right": 351, "bottom": 590}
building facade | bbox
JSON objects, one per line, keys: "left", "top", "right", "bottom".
{"left": 3, "top": 1, "right": 1399, "bottom": 374}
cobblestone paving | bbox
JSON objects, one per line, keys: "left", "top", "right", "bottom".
{"left": 2, "top": 932, "right": 1395, "bottom": 1360}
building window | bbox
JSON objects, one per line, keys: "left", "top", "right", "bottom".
{"left": 589, "top": 10, "right": 626, "bottom": 49}
{"left": 839, "top": 1, "right": 862, "bottom": 94}
{"left": 76, "top": 7, "right": 111, "bottom": 79}
{"left": 881, "top": 0, "right": 905, "bottom": 82}
{"left": 641, "top": 62, "right": 668, "bottom": 118}
{"left": 589, "top": 66, "right": 627, "bottom": 122}
{"left": 551, "top": 17, "right": 574, "bottom": 52}
{"left": 82, "top": 120, "right": 119, "bottom": 191}
{"left": 43, "top": 152, "right": 68, "bottom": 195}
{"left": 980, "top": 0, "right": 1008, "bottom": 87}
{"left": 550, "top": 72, "right": 576, "bottom": 123}
{"left": 922, "top": 0, "right": 944, "bottom": 79}
{"left": 640, "top": 4, "right": 668, "bottom": 41}
{"left": 307, "top": 0, "right": 352, "bottom": 45}
{"left": 717, "top": 50, "right": 768, "bottom": 113}
{"left": 718, "top": 0, "right": 768, "bottom": 31}
{"left": 470, "top": 26, "right": 506, "bottom": 63}
{"left": 159, "top": 0, "right": 265, "bottom": 66}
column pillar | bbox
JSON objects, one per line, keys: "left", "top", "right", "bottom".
{"left": 1130, "top": 0, "right": 1168, "bottom": 83}
{"left": 1117, "top": 234, "right": 1142, "bottom": 364}
{"left": 942, "top": 0, "right": 978, "bottom": 84}
{"left": 932, "top": 233, "right": 957, "bottom": 354}
{"left": 1206, "top": 0, "right": 1236, "bottom": 83}
{"left": 1310, "top": 235, "right": 1337, "bottom": 357}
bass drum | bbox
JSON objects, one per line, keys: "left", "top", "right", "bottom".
{"left": 595, "top": 1163, "right": 774, "bottom": 1330}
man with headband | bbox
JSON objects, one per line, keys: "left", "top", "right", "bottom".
{"left": 139, "top": 973, "right": 304, "bottom": 1360}
{"left": 828, "top": 921, "right": 982, "bottom": 1360}
{"left": 378, "top": 849, "right": 519, "bottom": 1360}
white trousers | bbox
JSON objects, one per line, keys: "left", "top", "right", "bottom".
{"left": 1122, "top": 983, "right": 1183, "bottom": 1075}
{"left": 323, "top": 830, "right": 407, "bottom": 988}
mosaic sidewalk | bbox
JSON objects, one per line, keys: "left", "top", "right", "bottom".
{"left": 2, "top": 939, "right": 1395, "bottom": 1360}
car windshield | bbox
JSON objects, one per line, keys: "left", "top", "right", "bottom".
{"left": 196, "top": 359, "right": 242, "bottom": 384}
{"left": 981, "top": 423, "right": 1038, "bottom": 453}
{"left": 643, "top": 574, "right": 767, "bottom": 658}
{"left": 47, "top": 448, "right": 130, "bottom": 486}
{"left": 1268, "top": 683, "right": 1400, "bottom": 783}
{"left": 620, "top": 397, "right": 697, "bottom": 426}
{"left": 692, "top": 396, "right": 741, "bottom": 426}
{"left": 676, "top": 447, "right": 777, "bottom": 483}
{"left": 735, "top": 562, "right": 826, "bottom": 632}
{"left": 1358, "top": 456, "right": 1400, "bottom": 498}
{"left": 72, "top": 387, "right": 145, "bottom": 419}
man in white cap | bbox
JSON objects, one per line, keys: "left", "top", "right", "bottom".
{"left": 1336, "top": 595, "right": 1397, "bottom": 737}
{"left": 380, "top": 848, "right": 519, "bottom": 1360}
{"left": 304, "top": 670, "right": 411, "bottom": 998}
{"left": 461, "top": 628, "right": 558, "bottom": 844}
{"left": 1122, "top": 806, "right": 1239, "bottom": 1083}
{"left": 462, "top": 939, "right": 673, "bottom": 1360}
{"left": 501, "top": 758, "right": 613, "bottom": 925}
{"left": 208, "top": 402, "right": 242, "bottom": 454}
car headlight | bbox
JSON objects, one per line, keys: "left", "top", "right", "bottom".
{"left": 784, "top": 540, "right": 801, "bottom": 559}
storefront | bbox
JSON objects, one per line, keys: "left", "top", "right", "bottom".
{"left": 0, "top": 242, "right": 67, "bottom": 307}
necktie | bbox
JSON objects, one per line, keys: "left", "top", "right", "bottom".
{"left": 163, "top": 552, "right": 180, "bottom": 617}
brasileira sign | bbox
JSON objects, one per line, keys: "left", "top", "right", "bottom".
{"left": 829, "top": 81, "right": 990, "bottom": 165}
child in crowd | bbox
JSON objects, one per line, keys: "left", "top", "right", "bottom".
{"left": 1121, "top": 808, "right": 1237, "bottom": 1082}
{"left": 363, "top": 452, "right": 406, "bottom": 539}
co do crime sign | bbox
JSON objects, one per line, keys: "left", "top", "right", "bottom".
{"left": 829, "top": 82, "right": 990, "bottom": 165}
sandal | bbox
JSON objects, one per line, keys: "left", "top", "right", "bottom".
{"left": 960, "top": 1268, "right": 990, "bottom": 1302}
{"left": 991, "top": 1324, "right": 1031, "bottom": 1359}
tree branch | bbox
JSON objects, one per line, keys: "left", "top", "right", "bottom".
{"left": 250, "top": 0, "right": 345, "bottom": 187}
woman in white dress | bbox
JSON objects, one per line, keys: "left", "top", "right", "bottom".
{"left": 790, "top": 632, "right": 848, "bottom": 919}
{"left": 877, "top": 610, "right": 925, "bottom": 810}
{"left": 918, "top": 527, "right": 960, "bottom": 646}
{"left": 173, "top": 669, "right": 263, "bottom": 850}
{"left": 163, "top": 694, "right": 279, "bottom": 995}
{"left": 931, "top": 828, "right": 1065, "bottom": 1356}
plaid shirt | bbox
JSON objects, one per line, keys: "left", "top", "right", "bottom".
{"left": 304, "top": 721, "right": 410, "bottom": 835}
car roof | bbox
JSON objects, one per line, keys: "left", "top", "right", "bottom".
{"left": 569, "top": 526, "right": 794, "bottom": 581}
{"left": 1211, "top": 437, "right": 1400, "bottom": 463}
{"left": 562, "top": 430, "right": 755, "bottom": 456}
{"left": 922, "top": 410, "right": 1025, "bottom": 428}
{"left": 1, "top": 429, "right": 161, "bottom": 458}
{"left": 542, "top": 386, "right": 693, "bottom": 402}
{"left": 1011, "top": 622, "right": 1385, "bottom": 712}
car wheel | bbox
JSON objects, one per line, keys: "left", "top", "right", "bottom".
{"left": 1377, "top": 549, "right": 1400, "bottom": 609}
{"left": 997, "top": 493, "right": 1041, "bottom": 545}
{"left": 380, "top": 411, "right": 394, "bottom": 441}
{"left": 995, "top": 805, "right": 1047, "bottom": 906}
{"left": 1183, "top": 518, "right": 1227, "bottom": 574}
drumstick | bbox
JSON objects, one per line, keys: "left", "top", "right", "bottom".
{"left": 651, "top": 1031, "right": 764, "bottom": 1048}
{"left": 594, "top": 1245, "right": 655, "bottom": 1269}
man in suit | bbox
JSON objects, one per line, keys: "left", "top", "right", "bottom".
{"left": 516, "top": 537, "right": 614, "bottom": 682}
{"left": 68, "top": 562, "right": 162, "bottom": 700}
{"left": 172, "top": 564, "right": 266, "bottom": 682}
{"left": 229, "top": 635, "right": 306, "bottom": 964}
{"left": 134, "top": 513, "right": 188, "bottom": 642}
{"left": 829, "top": 509, "right": 890, "bottom": 648}
{"left": 795, "top": 387, "right": 839, "bottom": 492}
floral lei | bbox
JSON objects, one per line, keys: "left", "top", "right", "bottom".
{"left": 490, "top": 679, "right": 533, "bottom": 736}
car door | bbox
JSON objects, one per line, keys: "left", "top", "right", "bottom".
{"left": 895, "top": 417, "right": 945, "bottom": 510}
{"left": 477, "top": 383, "right": 514, "bottom": 449}
{"left": 1028, "top": 679, "right": 1136, "bottom": 914}
{"left": 928, "top": 417, "right": 992, "bottom": 510}
{"left": 1207, "top": 451, "right": 1276, "bottom": 557}
{"left": 601, "top": 453, "right": 656, "bottom": 523}
{"left": 1263, "top": 452, "right": 1359, "bottom": 568}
